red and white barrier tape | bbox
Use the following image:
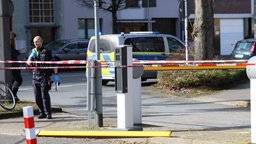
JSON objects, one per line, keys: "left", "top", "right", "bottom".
{"left": 0, "top": 63, "right": 254, "bottom": 70}
{"left": 0, "top": 60, "right": 87, "bottom": 65}
{"left": 0, "top": 66, "right": 87, "bottom": 70}
{"left": 0, "top": 59, "right": 249, "bottom": 65}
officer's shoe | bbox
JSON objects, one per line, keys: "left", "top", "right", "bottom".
{"left": 38, "top": 114, "right": 47, "bottom": 119}
{"left": 46, "top": 115, "right": 52, "bottom": 119}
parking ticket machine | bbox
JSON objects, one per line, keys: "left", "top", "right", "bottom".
{"left": 115, "top": 46, "right": 128, "bottom": 93}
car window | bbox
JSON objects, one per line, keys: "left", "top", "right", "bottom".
{"left": 89, "top": 39, "right": 114, "bottom": 53}
{"left": 234, "top": 42, "right": 253, "bottom": 51}
{"left": 78, "top": 42, "right": 88, "bottom": 49}
{"left": 45, "top": 40, "right": 69, "bottom": 50}
{"left": 64, "top": 43, "right": 77, "bottom": 50}
{"left": 124, "top": 37, "right": 165, "bottom": 52}
{"left": 167, "top": 37, "right": 184, "bottom": 52}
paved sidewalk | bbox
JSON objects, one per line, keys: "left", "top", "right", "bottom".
{"left": 0, "top": 80, "right": 251, "bottom": 144}
{"left": 0, "top": 112, "right": 251, "bottom": 144}
{"left": 191, "top": 80, "right": 250, "bottom": 107}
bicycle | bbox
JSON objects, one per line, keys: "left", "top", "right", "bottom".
{"left": 0, "top": 81, "right": 16, "bottom": 110}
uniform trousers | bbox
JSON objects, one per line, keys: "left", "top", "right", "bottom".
{"left": 32, "top": 76, "right": 52, "bottom": 116}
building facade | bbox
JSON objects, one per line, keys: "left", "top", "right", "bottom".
{"left": 210, "top": 0, "right": 253, "bottom": 55}
{"left": 12, "top": 0, "right": 254, "bottom": 56}
{"left": 12, "top": 0, "right": 182, "bottom": 53}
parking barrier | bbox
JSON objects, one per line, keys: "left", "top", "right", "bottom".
{"left": 0, "top": 59, "right": 248, "bottom": 65}
{"left": 0, "top": 59, "right": 251, "bottom": 70}
{"left": 23, "top": 106, "right": 37, "bottom": 144}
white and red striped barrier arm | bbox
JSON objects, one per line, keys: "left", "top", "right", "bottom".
{"left": 23, "top": 106, "right": 37, "bottom": 144}
{"left": 0, "top": 59, "right": 249, "bottom": 65}
{"left": 132, "top": 59, "right": 248, "bottom": 64}
{"left": 0, "top": 59, "right": 254, "bottom": 70}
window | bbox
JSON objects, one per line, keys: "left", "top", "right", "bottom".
{"left": 167, "top": 37, "right": 184, "bottom": 52}
{"left": 125, "top": 37, "right": 165, "bottom": 52}
{"left": 65, "top": 43, "right": 77, "bottom": 50}
{"left": 126, "top": 0, "right": 156, "bottom": 8}
{"left": 29, "top": 0, "right": 54, "bottom": 23}
{"left": 126, "top": 0, "right": 139, "bottom": 8}
{"left": 78, "top": 18, "right": 102, "bottom": 39}
{"left": 142, "top": 0, "right": 156, "bottom": 7}
{"left": 89, "top": 39, "right": 114, "bottom": 53}
{"left": 235, "top": 42, "right": 253, "bottom": 51}
{"left": 78, "top": 42, "right": 89, "bottom": 49}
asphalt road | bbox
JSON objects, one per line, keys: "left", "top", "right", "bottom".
{"left": 0, "top": 69, "right": 250, "bottom": 143}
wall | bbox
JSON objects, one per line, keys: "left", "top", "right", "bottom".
{"left": 62, "top": 1, "right": 113, "bottom": 39}
{"left": 12, "top": 0, "right": 28, "bottom": 52}
{"left": 220, "top": 19, "right": 244, "bottom": 55}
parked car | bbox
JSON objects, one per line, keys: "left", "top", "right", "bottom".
{"left": 45, "top": 39, "right": 89, "bottom": 60}
{"left": 230, "top": 38, "right": 256, "bottom": 59}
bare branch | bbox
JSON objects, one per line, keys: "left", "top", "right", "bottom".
{"left": 75, "top": 0, "right": 126, "bottom": 12}
{"left": 74, "top": 0, "right": 127, "bottom": 34}
{"left": 75, "top": 0, "right": 94, "bottom": 8}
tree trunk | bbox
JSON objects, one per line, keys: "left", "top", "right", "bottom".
{"left": 112, "top": 11, "right": 118, "bottom": 34}
{"left": 193, "top": 0, "right": 214, "bottom": 60}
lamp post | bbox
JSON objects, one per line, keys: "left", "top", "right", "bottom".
{"left": 93, "top": 0, "right": 103, "bottom": 127}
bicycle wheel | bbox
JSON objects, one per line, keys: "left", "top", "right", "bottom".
{"left": 0, "top": 81, "right": 16, "bottom": 110}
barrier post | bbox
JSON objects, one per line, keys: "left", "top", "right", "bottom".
{"left": 23, "top": 106, "right": 37, "bottom": 144}
{"left": 246, "top": 56, "right": 256, "bottom": 143}
{"left": 132, "top": 64, "right": 144, "bottom": 124}
{"left": 133, "top": 77, "right": 142, "bottom": 124}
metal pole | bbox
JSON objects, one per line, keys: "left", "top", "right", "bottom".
{"left": 95, "top": 61, "right": 102, "bottom": 127}
{"left": 147, "top": 0, "right": 151, "bottom": 31}
{"left": 184, "top": 0, "right": 189, "bottom": 64}
{"left": 94, "top": 0, "right": 103, "bottom": 127}
{"left": 94, "top": 0, "right": 100, "bottom": 60}
{"left": 86, "top": 60, "right": 93, "bottom": 129}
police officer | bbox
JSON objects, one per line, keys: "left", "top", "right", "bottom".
{"left": 27, "top": 36, "right": 60, "bottom": 119}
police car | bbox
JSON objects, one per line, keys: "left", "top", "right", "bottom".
{"left": 87, "top": 31, "right": 185, "bottom": 85}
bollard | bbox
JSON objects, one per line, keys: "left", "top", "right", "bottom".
{"left": 246, "top": 56, "right": 256, "bottom": 144}
{"left": 23, "top": 106, "right": 37, "bottom": 144}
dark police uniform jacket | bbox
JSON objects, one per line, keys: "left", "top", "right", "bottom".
{"left": 29, "top": 46, "right": 53, "bottom": 85}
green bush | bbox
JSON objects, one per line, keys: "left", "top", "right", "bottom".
{"left": 157, "top": 48, "right": 248, "bottom": 91}
{"left": 157, "top": 69, "right": 248, "bottom": 90}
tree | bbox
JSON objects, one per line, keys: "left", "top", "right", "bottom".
{"left": 192, "top": 0, "right": 214, "bottom": 60}
{"left": 75, "top": 0, "right": 126, "bottom": 34}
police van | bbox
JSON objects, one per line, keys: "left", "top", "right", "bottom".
{"left": 87, "top": 31, "right": 185, "bottom": 85}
